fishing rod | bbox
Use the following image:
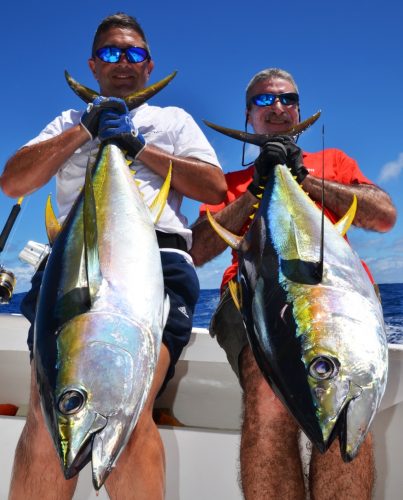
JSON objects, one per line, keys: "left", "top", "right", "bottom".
{"left": 0, "top": 197, "right": 24, "bottom": 303}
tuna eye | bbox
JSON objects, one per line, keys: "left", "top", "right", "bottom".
{"left": 58, "top": 390, "right": 86, "bottom": 415}
{"left": 309, "top": 356, "right": 339, "bottom": 380}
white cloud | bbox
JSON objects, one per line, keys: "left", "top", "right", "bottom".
{"left": 378, "top": 153, "right": 403, "bottom": 182}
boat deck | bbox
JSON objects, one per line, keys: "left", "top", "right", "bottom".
{"left": 1, "top": 314, "right": 403, "bottom": 499}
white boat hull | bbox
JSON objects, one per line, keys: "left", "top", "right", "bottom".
{"left": 1, "top": 314, "right": 403, "bottom": 499}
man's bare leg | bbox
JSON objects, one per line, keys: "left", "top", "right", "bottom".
{"left": 105, "top": 344, "right": 171, "bottom": 500}
{"left": 9, "top": 363, "right": 78, "bottom": 500}
{"left": 309, "top": 433, "right": 374, "bottom": 500}
{"left": 239, "top": 347, "right": 305, "bottom": 500}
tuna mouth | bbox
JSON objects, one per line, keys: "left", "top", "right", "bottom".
{"left": 324, "top": 389, "right": 373, "bottom": 463}
{"left": 63, "top": 436, "right": 93, "bottom": 479}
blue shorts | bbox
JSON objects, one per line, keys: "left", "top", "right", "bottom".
{"left": 21, "top": 250, "right": 199, "bottom": 395}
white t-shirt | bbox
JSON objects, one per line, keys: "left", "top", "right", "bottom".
{"left": 25, "top": 103, "right": 221, "bottom": 250}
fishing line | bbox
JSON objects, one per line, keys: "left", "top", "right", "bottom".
{"left": 319, "top": 124, "right": 325, "bottom": 268}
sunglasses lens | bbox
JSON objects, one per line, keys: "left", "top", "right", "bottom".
{"left": 280, "top": 93, "right": 299, "bottom": 105}
{"left": 96, "top": 46, "right": 121, "bottom": 63}
{"left": 252, "top": 94, "right": 275, "bottom": 106}
{"left": 126, "top": 47, "right": 149, "bottom": 63}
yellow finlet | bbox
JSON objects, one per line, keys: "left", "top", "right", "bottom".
{"left": 206, "top": 209, "right": 243, "bottom": 250}
{"left": 149, "top": 162, "right": 172, "bottom": 224}
{"left": 228, "top": 279, "right": 241, "bottom": 311}
{"left": 45, "top": 196, "right": 61, "bottom": 245}
{"left": 334, "top": 195, "right": 357, "bottom": 236}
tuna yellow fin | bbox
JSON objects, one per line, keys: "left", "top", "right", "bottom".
{"left": 149, "top": 162, "right": 172, "bottom": 224}
{"left": 45, "top": 196, "right": 61, "bottom": 245}
{"left": 206, "top": 209, "right": 243, "bottom": 250}
{"left": 334, "top": 195, "right": 357, "bottom": 236}
{"left": 228, "top": 279, "right": 241, "bottom": 310}
{"left": 83, "top": 162, "right": 103, "bottom": 303}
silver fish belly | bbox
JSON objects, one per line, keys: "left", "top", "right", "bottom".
{"left": 34, "top": 144, "right": 169, "bottom": 488}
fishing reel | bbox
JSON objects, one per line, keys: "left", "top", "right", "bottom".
{"left": 0, "top": 266, "right": 16, "bottom": 304}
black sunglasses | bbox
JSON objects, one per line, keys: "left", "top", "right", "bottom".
{"left": 249, "top": 92, "right": 299, "bottom": 107}
{"left": 95, "top": 45, "right": 150, "bottom": 64}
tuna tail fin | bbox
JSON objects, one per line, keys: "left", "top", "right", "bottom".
{"left": 206, "top": 209, "right": 243, "bottom": 250}
{"left": 83, "top": 161, "right": 103, "bottom": 304}
{"left": 65, "top": 71, "right": 177, "bottom": 111}
{"left": 203, "top": 111, "right": 321, "bottom": 147}
{"left": 334, "top": 196, "right": 357, "bottom": 236}
{"left": 45, "top": 195, "right": 62, "bottom": 245}
{"left": 149, "top": 162, "right": 172, "bottom": 224}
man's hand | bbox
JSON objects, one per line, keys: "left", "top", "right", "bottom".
{"left": 80, "top": 96, "right": 121, "bottom": 139}
{"left": 248, "top": 136, "right": 308, "bottom": 197}
{"left": 98, "top": 98, "right": 145, "bottom": 159}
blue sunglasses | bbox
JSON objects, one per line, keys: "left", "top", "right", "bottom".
{"left": 95, "top": 45, "right": 150, "bottom": 64}
{"left": 249, "top": 92, "right": 299, "bottom": 107}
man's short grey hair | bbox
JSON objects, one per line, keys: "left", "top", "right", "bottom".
{"left": 245, "top": 68, "right": 299, "bottom": 108}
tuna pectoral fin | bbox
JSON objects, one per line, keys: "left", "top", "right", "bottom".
{"left": 206, "top": 209, "right": 243, "bottom": 250}
{"left": 280, "top": 258, "right": 323, "bottom": 284}
{"left": 149, "top": 163, "right": 172, "bottom": 224}
{"left": 83, "top": 162, "right": 103, "bottom": 303}
{"left": 334, "top": 195, "right": 357, "bottom": 236}
{"left": 45, "top": 195, "right": 62, "bottom": 245}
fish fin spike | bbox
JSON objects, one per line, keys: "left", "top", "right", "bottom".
{"left": 149, "top": 162, "right": 172, "bottom": 224}
{"left": 64, "top": 70, "right": 99, "bottom": 103}
{"left": 228, "top": 279, "right": 242, "bottom": 310}
{"left": 45, "top": 195, "right": 62, "bottom": 245}
{"left": 334, "top": 195, "right": 358, "bottom": 236}
{"left": 83, "top": 162, "right": 103, "bottom": 304}
{"left": 206, "top": 209, "right": 243, "bottom": 250}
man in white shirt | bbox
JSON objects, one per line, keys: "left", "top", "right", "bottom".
{"left": 1, "top": 12, "right": 226, "bottom": 500}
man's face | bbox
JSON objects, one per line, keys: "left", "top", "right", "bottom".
{"left": 88, "top": 27, "right": 154, "bottom": 98}
{"left": 247, "top": 77, "right": 299, "bottom": 134}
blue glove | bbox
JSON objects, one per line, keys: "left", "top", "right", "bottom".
{"left": 80, "top": 96, "right": 122, "bottom": 139}
{"left": 98, "top": 98, "right": 146, "bottom": 159}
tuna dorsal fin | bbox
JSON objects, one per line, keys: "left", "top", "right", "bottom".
{"left": 206, "top": 209, "right": 243, "bottom": 250}
{"left": 149, "top": 162, "right": 172, "bottom": 224}
{"left": 45, "top": 195, "right": 62, "bottom": 245}
{"left": 334, "top": 195, "right": 357, "bottom": 236}
{"left": 83, "top": 161, "right": 103, "bottom": 304}
{"left": 228, "top": 279, "right": 241, "bottom": 310}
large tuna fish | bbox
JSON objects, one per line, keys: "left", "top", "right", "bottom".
{"left": 206, "top": 117, "right": 388, "bottom": 461}
{"left": 34, "top": 74, "right": 174, "bottom": 488}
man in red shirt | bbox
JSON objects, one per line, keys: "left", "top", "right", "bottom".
{"left": 191, "top": 68, "right": 396, "bottom": 499}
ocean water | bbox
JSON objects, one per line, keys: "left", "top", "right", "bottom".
{"left": 2, "top": 284, "right": 403, "bottom": 343}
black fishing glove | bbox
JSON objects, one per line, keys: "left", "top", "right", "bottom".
{"left": 248, "top": 141, "right": 288, "bottom": 197}
{"left": 98, "top": 98, "right": 145, "bottom": 159}
{"left": 80, "top": 96, "right": 121, "bottom": 140}
{"left": 280, "top": 136, "right": 309, "bottom": 184}
{"left": 248, "top": 136, "right": 308, "bottom": 198}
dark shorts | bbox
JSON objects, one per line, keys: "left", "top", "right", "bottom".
{"left": 21, "top": 250, "right": 199, "bottom": 395}
{"left": 209, "top": 286, "right": 248, "bottom": 379}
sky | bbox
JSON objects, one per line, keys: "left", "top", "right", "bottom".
{"left": 0, "top": 0, "right": 403, "bottom": 292}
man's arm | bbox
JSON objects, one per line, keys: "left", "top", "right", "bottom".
{"left": 0, "top": 125, "right": 89, "bottom": 198}
{"left": 138, "top": 145, "right": 227, "bottom": 204}
{"left": 190, "top": 190, "right": 257, "bottom": 266}
{"left": 302, "top": 176, "right": 397, "bottom": 232}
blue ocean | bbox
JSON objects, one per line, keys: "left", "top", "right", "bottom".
{"left": 2, "top": 284, "right": 403, "bottom": 344}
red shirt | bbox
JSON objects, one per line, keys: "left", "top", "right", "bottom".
{"left": 200, "top": 149, "right": 374, "bottom": 290}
